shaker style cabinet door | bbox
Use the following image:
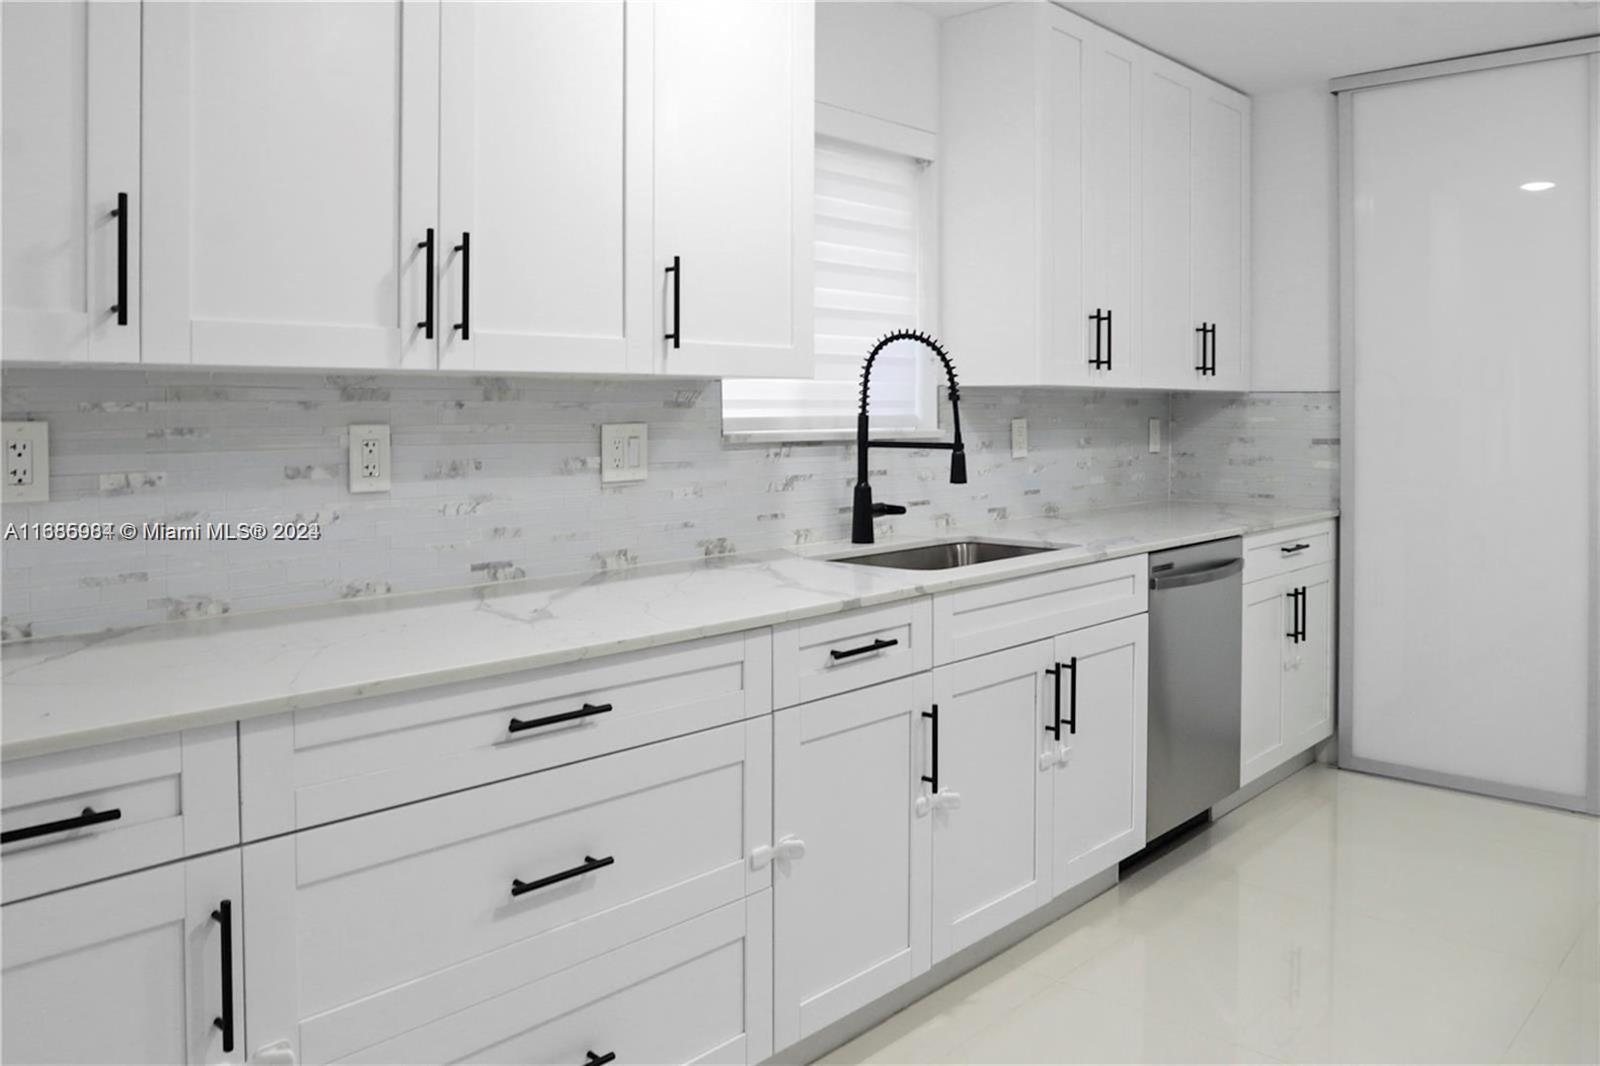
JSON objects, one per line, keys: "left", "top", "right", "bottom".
{"left": 1139, "top": 56, "right": 1197, "bottom": 390}
{"left": 929, "top": 640, "right": 1055, "bottom": 963}
{"left": 1080, "top": 25, "right": 1142, "bottom": 387}
{"left": 771, "top": 674, "right": 933, "bottom": 1049}
{"left": 1239, "top": 575, "right": 1289, "bottom": 787}
{"left": 1190, "top": 84, "right": 1250, "bottom": 389}
{"left": 437, "top": 1, "right": 645, "bottom": 375}
{"left": 1, "top": 851, "right": 244, "bottom": 1065}
{"left": 643, "top": 0, "right": 814, "bottom": 378}
{"left": 140, "top": 0, "right": 439, "bottom": 369}
{"left": 1050, "top": 613, "right": 1148, "bottom": 894}
{"left": 1280, "top": 563, "right": 1334, "bottom": 758}
{"left": 1, "top": 0, "right": 140, "bottom": 363}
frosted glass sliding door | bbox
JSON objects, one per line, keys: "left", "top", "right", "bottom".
{"left": 1340, "top": 49, "right": 1598, "bottom": 812}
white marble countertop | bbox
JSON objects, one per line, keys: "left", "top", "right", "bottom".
{"left": 0, "top": 500, "right": 1336, "bottom": 760}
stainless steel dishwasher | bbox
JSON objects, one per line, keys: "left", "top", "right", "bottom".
{"left": 1145, "top": 537, "right": 1244, "bottom": 843}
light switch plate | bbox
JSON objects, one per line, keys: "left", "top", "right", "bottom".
{"left": 3, "top": 421, "right": 50, "bottom": 503}
{"left": 1011, "top": 418, "right": 1028, "bottom": 459}
{"left": 349, "top": 424, "right": 391, "bottom": 493}
{"left": 601, "top": 423, "right": 648, "bottom": 483}
{"left": 1148, "top": 417, "right": 1162, "bottom": 454}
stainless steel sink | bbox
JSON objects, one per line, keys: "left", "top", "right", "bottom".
{"left": 830, "top": 540, "right": 1059, "bottom": 571}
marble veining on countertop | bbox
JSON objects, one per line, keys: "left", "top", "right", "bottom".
{"left": 0, "top": 500, "right": 1336, "bottom": 760}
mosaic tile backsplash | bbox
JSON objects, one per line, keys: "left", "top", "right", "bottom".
{"left": 1, "top": 367, "right": 1337, "bottom": 639}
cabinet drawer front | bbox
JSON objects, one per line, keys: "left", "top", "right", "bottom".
{"left": 1243, "top": 520, "right": 1334, "bottom": 583}
{"left": 339, "top": 895, "right": 772, "bottom": 1066}
{"left": 931, "top": 556, "right": 1147, "bottom": 664}
{"left": 1, "top": 725, "right": 238, "bottom": 903}
{"left": 246, "top": 720, "right": 771, "bottom": 1065}
{"left": 773, "top": 600, "right": 932, "bottom": 707}
{"left": 240, "top": 630, "right": 771, "bottom": 838}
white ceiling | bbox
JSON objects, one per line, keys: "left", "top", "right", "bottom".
{"left": 909, "top": 2, "right": 1599, "bottom": 93}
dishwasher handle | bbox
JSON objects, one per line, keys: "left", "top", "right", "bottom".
{"left": 1150, "top": 557, "right": 1243, "bottom": 591}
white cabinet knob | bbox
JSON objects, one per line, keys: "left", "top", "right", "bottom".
{"left": 935, "top": 789, "right": 962, "bottom": 810}
{"left": 253, "top": 1040, "right": 297, "bottom": 1065}
{"left": 750, "top": 835, "right": 807, "bottom": 869}
{"left": 1039, "top": 749, "right": 1057, "bottom": 770}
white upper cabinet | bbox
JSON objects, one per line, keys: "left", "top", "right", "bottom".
{"left": 141, "top": 0, "right": 439, "bottom": 369}
{"left": 1141, "top": 57, "right": 1252, "bottom": 390}
{"left": 437, "top": 1, "right": 644, "bottom": 375}
{"left": 943, "top": 8, "right": 1249, "bottom": 390}
{"left": 1, "top": 1, "right": 140, "bottom": 363}
{"left": 645, "top": 0, "right": 814, "bottom": 378}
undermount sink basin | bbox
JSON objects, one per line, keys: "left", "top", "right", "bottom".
{"left": 830, "top": 540, "right": 1059, "bottom": 571}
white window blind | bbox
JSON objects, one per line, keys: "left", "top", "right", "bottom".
{"left": 723, "top": 137, "right": 936, "bottom": 438}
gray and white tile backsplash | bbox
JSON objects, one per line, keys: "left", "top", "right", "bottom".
{"left": 1, "top": 367, "right": 1336, "bottom": 639}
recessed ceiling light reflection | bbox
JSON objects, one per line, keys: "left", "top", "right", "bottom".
{"left": 1520, "top": 181, "right": 1556, "bottom": 192}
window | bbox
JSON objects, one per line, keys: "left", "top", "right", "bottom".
{"left": 722, "top": 136, "right": 938, "bottom": 440}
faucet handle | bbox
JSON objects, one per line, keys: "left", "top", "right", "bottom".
{"left": 871, "top": 503, "right": 907, "bottom": 517}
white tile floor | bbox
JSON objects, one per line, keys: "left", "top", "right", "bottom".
{"left": 823, "top": 765, "right": 1600, "bottom": 1064}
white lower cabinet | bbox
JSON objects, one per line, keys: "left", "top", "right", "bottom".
{"left": 1, "top": 850, "right": 244, "bottom": 1065}
{"left": 1050, "top": 614, "right": 1149, "bottom": 893}
{"left": 1241, "top": 561, "right": 1335, "bottom": 786}
{"left": 929, "top": 641, "right": 1056, "bottom": 963}
{"left": 772, "top": 673, "right": 933, "bottom": 1048}
{"left": 242, "top": 718, "right": 771, "bottom": 1065}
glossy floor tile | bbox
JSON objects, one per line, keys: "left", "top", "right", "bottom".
{"left": 823, "top": 765, "right": 1600, "bottom": 1064}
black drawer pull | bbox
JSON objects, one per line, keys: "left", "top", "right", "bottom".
{"left": 586, "top": 1053, "right": 616, "bottom": 1066}
{"left": 1280, "top": 543, "right": 1311, "bottom": 555}
{"left": 921, "top": 704, "right": 939, "bottom": 794}
{"left": 211, "top": 900, "right": 235, "bottom": 1054}
{"left": 508, "top": 702, "right": 613, "bottom": 735}
{"left": 1064, "top": 656, "right": 1078, "bottom": 736}
{"left": 416, "top": 228, "right": 435, "bottom": 339}
{"left": 664, "top": 254, "right": 681, "bottom": 349}
{"left": 829, "top": 637, "right": 898, "bottom": 661}
{"left": 512, "top": 854, "right": 615, "bottom": 898}
{"left": 110, "top": 192, "right": 128, "bottom": 326}
{"left": 1088, "top": 309, "right": 1110, "bottom": 369}
{"left": 1, "top": 805, "right": 122, "bottom": 846}
{"left": 1045, "top": 662, "right": 1063, "bottom": 740}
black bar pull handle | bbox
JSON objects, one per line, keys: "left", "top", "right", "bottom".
{"left": 1287, "top": 588, "right": 1306, "bottom": 644}
{"left": 829, "top": 637, "right": 898, "bottom": 662}
{"left": 211, "top": 900, "right": 235, "bottom": 1054}
{"left": 1064, "top": 656, "right": 1078, "bottom": 735}
{"left": 1279, "top": 542, "right": 1311, "bottom": 555}
{"left": 2, "top": 805, "right": 122, "bottom": 846}
{"left": 512, "top": 854, "right": 614, "bottom": 898}
{"left": 416, "top": 228, "right": 435, "bottom": 339}
{"left": 664, "top": 255, "right": 681, "bottom": 349}
{"left": 1045, "top": 663, "right": 1063, "bottom": 740}
{"left": 1105, "top": 308, "right": 1113, "bottom": 370}
{"left": 508, "top": 702, "right": 613, "bottom": 735}
{"left": 586, "top": 1053, "right": 617, "bottom": 1066}
{"left": 453, "top": 232, "right": 471, "bottom": 339}
{"left": 1207, "top": 324, "right": 1218, "bottom": 376}
{"left": 110, "top": 192, "right": 128, "bottom": 326}
{"left": 1195, "top": 324, "right": 1208, "bottom": 373}
{"left": 1088, "top": 309, "right": 1108, "bottom": 369}
{"left": 921, "top": 705, "right": 939, "bottom": 794}
{"left": 1298, "top": 586, "right": 1308, "bottom": 643}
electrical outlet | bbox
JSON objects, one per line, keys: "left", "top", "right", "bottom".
{"left": 1011, "top": 418, "right": 1028, "bottom": 459}
{"left": 600, "top": 423, "right": 648, "bottom": 484}
{"left": 2, "top": 421, "right": 49, "bottom": 503}
{"left": 348, "top": 424, "right": 391, "bottom": 493}
{"left": 1148, "top": 416, "right": 1162, "bottom": 454}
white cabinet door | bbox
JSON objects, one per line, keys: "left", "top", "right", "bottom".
{"left": 1081, "top": 25, "right": 1142, "bottom": 388}
{"left": 1191, "top": 83, "right": 1250, "bottom": 389}
{"left": 1041, "top": 12, "right": 1088, "bottom": 385}
{"left": 438, "top": 1, "right": 646, "bottom": 375}
{"left": 1, "top": 850, "right": 243, "bottom": 1065}
{"left": 772, "top": 674, "right": 932, "bottom": 1049}
{"left": 141, "top": 0, "right": 439, "bottom": 369}
{"left": 1240, "top": 575, "right": 1288, "bottom": 787}
{"left": 645, "top": 0, "right": 813, "bottom": 378}
{"left": 930, "top": 641, "right": 1053, "bottom": 963}
{"left": 1050, "top": 614, "right": 1148, "bottom": 893}
{"left": 1139, "top": 56, "right": 1195, "bottom": 391}
{"left": 1281, "top": 563, "right": 1334, "bottom": 757}
{"left": 1, "top": 0, "right": 139, "bottom": 363}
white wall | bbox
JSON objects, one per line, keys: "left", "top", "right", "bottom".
{"left": 1250, "top": 87, "right": 1338, "bottom": 391}
{"left": 815, "top": 1, "right": 939, "bottom": 134}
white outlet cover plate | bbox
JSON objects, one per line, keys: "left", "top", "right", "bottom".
{"left": 349, "top": 424, "right": 391, "bottom": 493}
{"left": 601, "top": 423, "right": 648, "bottom": 484}
{"left": 3, "top": 421, "right": 50, "bottom": 503}
{"left": 1011, "top": 418, "right": 1028, "bottom": 459}
{"left": 1148, "top": 417, "right": 1162, "bottom": 454}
